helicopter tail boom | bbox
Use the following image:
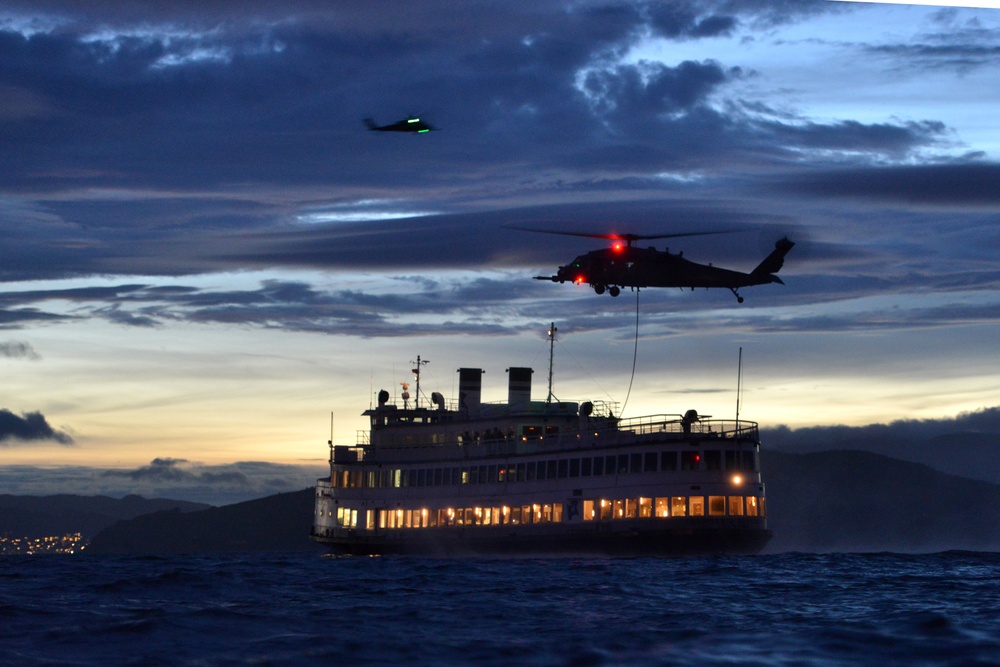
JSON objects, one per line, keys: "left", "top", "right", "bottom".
{"left": 750, "top": 237, "right": 795, "bottom": 280}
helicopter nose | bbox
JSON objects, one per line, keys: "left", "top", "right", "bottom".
{"left": 554, "top": 266, "right": 574, "bottom": 283}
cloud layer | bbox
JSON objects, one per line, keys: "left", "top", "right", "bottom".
{"left": 0, "top": 458, "right": 323, "bottom": 506}
{"left": 2, "top": 1, "right": 999, "bottom": 480}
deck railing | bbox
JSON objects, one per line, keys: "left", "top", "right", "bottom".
{"left": 340, "top": 416, "right": 759, "bottom": 464}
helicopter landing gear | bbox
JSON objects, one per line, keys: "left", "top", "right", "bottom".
{"left": 729, "top": 288, "right": 744, "bottom": 303}
{"left": 593, "top": 284, "right": 622, "bottom": 297}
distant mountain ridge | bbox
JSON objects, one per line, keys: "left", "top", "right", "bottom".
{"left": 0, "top": 494, "right": 210, "bottom": 539}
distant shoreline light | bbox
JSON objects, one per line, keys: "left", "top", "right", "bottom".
{"left": 829, "top": 0, "right": 1000, "bottom": 8}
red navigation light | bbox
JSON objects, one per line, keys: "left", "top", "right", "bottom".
{"left": 574, "top": 274, "right": 586, "bottom": 284}
{"left": 611, "top": 240, "right": 625, "bottom": 253}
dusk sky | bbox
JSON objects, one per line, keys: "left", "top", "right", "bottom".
{"left": 3, "top": 0, "right": 1000, "bottom": 504}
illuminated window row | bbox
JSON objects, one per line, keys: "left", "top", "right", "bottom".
{"left": 321, "top": 503, "right": 564, "bottom": 529}
{"left": 322, "top": 503, "right": 566, "bottom": 530}
{"left": 322, "top": 495, "right": 764, "bottom": 531}
{"left": 583, "top": 495, "right": 764, "bottom": 520}
{"left": 373, "top": 503, "right": 565, "bottom": 530}
{"left": 331, "top": 448, "right": 758, "bottom": 489}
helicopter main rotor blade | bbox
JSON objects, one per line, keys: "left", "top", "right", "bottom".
{"left": 504, "top": 225, "right": 741, "bottom": 243}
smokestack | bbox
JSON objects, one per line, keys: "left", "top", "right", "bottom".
{"left": 507, "top": 367, "right": 533, "bottom": 408}
{"left": 457, "top": 368, "right": 484, "bottom": 416}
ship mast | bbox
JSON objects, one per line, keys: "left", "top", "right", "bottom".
{"left": 735, "top": 347, "right": 743, "bottom": 422}
{"left": 411, "top": 355, "right": 428, "bottom": 409}
{"left": 546, "top": 323, "right": 557, "bottom": 405}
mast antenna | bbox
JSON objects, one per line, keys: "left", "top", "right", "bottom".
{"left": 547, "top": 323, "right": 557, "bottom": 405}
{"left": 736, "top": 347, "right": 743, "bottom": 422}
{"left": 411, "top": 355, "right": 429, "bottom": 409}
{"left": 328, "top": 412, "right": 334, "bottom": 470}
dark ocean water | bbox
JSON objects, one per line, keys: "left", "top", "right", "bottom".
{"left": 2, "top": 552, "right": 999, "bottom": 666}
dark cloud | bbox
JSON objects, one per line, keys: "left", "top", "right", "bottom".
{"left": 869, "top": 41, "right": 1000, "bottom": 71}
{"left": 755, "top": 119, "right": 948, "bottom": 157}
{"left": 647, "top": 4, "right": 737, "bottom": 39}
{"left": 0, "top": 285, "right": 148, "bottom": 306}
{"left": 738, "top": 298, "right": 1000, "bottom": 334}
{"left": 0, "top": 308, "right": 77, "bottom": 328}
{"left": 777, "top": 163, "right": 1000, "bottom": 206}
{"left": 94, "top": 304, "right": 162, "bottom": 328}
{"left": 0, "top": 409, "right": 73, "bottom": 445}
{"left": 863, "top": 14, "right": 1000, "bottom": 72}
{"left": 0, "top": 1, "right": 943, "bottom": 199}
{"left": 580, "top": 60, "right": 734, "bottom": 116}
{"left": 713, "top": 0, "right": 837, "bottom": 26}
{"left": 103, "top": 457, "right": 193, "bottom": 482}
{"left": 0, "top": 340, "right": 40, "bottom": 359}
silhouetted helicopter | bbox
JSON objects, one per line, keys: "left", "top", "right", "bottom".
{"left": 514, "top": 228, "right": 794, "bottom": 302}
{"left": 364, "top": 116, "right": 436, "bottom": 133}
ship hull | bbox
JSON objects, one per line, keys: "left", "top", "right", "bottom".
{"left": 311, "top": 520, "right": 771, "bottom": 557}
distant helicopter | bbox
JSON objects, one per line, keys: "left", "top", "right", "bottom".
{"left": 363, "top": 116, "right": 436, "bottom": 133}
{"left": 515, "top": 228, "right": 794, "bottom": 302}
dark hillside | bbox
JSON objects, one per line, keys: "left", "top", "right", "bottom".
{"left": 86, "top": 488, "right": 322, "bottom": 554}
{"left": 763, "top": 425, "right": 1000, "bottom": 484}
{"left": 764, "top": 450, "right": 1000, "bottom": 553}
{"left": 0, "top": 494, "right": 210, "bottom": 539}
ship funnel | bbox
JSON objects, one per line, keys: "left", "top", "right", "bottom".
{"left": 506, "top": 367, "right": 533, "bottom": 408}
{"left": 457, "top": 368, "right": 484, "bottom": 417}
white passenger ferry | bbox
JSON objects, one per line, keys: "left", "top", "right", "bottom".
{"left": 312, "top": 333, "right": 771, "bottom": 556}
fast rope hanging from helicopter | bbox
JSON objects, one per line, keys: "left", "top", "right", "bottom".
{"left": 618, "top": 287, "right": 641, "bottom": 417}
